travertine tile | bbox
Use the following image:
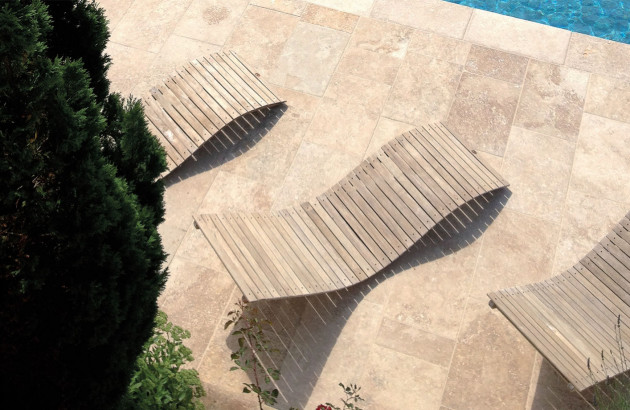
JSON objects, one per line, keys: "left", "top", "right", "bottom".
{"left": 514, "top": 60, "right": 589, "bottom": 141}
{"left": 98, "top": 0, "right": 133, "bottom": 31}
{"left": 173, "top": 0, "right": 248, "bottom": 45}
{"left": 570, "top": 114, "right": 630, "bottom": 203}
{"left": 464, "top": 45, "right": 529, "bottom": 84}
{"left": 304, "top": 73, "right": 390, "bottom": 157}
{"left": 554, "top": 191, "right": 630, "bottom": 274}
{"left": 131, "top": 35, "right": 222, "bottom": 96}
{"left": 110, "top": 0, "right": 191, "bottom": 53}
{"left": 584, "top": 74, "right": 630, "bottom": 123}
{"left": 197, "top": 170, "right": 281, "bottom": 213}
{"left": 250, "top": 0, "right": 306, "bottom": 15}
{"left": 364, "top": 117, "right": 414, "bottom": 158}
{"left": 224, "top": 6, "right": 299, "bottom": 81}
{"left": 158, "top": 222, "right": 188, "bottom": 263}
{"left": 447, "top": 72, "right": 521, "bottom": 156}
{"left": 471, "top": 209, "right": 558, "bottom": 299}
{"left": 273, "top": 141, "right": 361, "bottom": 208}
{"left": 361, "top": 345, "right": 449, "bottom": 409}
{"left": 384, "top": 238, "right": 481, "bottom": 339}
{"left": 408, "top": 30, "right": 471, "bottom": 65}
{"left": 376, "top": 318, "right": 456, "bottom": 367}
{"left": 565, "top": 33, "right": 630, "bottom": 81}
{"left": 158, "top": 257, "right": 236, "bottom": 367}
{"left": 441, "top": 297, "right": 536, "bottom": 410}
{"left": 273, "top": 22, "right": 350, "bottom": 95}
{"left": 306, "top": 0, "right": 374, "bottom": 16}
{"left": 300, "top": 3, "right": 359, "bottom": 33}
{"left": 383, "top": 52, "right": 463, "bottom": 124}
{"left": 106, "top": 42, "right": 156, "bottom": 95}
{"left": 502, "top": 127, "right": 574, "bottom": 222}
{"left": 464, "top": 9, "right": 571, "bottom": 64}
{"left": 176, "top": 226, "right": 227, "bottom": 274}
{"left": 371, "top": 0, "right": 472, "bottom": 39}
{"left": 336, "top": 18, "right": 412, "bottom": 85}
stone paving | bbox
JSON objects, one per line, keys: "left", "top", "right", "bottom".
{"left": 100, "top": 0, "right": 630, "bottom": 408}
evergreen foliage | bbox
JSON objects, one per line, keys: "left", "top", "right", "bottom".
{"left": 0, "top": 1, "right": 168, "bottom": 407}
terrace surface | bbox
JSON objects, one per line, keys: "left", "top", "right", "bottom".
{"left": 100, "top": 0, "right": 630, "bottom": 408}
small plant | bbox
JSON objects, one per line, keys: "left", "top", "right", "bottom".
{"left": 319, "top": 383, "right": 365, "bottom": 410}
{"left": 224, "top": 299, "right": 281, "bottom": 409}
{"left": 123, "top": 310, "right": 205, "bottom": 409}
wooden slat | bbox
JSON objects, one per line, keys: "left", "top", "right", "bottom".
{"left": 175, "top": 66, "right": 233, "bottom": 125}
{"left": 189, "top": 59, "right": 243, "bottom": 118}
{"left": 163, "top": 76, "right": 221, "bottom": 135}
{"left": 285, "top": 208, "right": 355, "bottom": 287}
{"left": 205, "top": 55, "right": 262, "bottom": 110}
{"left": 227, "top": 51, "right": 281, "bottom": 103}
{"left": 239, "top": 214, "right": 308, "bottom": 295}
{"left": 145, "top": 119, "right": 183, "bottom": 167}
{"left": 213, "top": 53, "right": 268, "bottom": 107}
{"left": 144, "top": 97, "right": 196, "bottom": 157}
{"left": 152, "top": 84, "right": 207, "bottom": 146}
{"left": 195, "top": 215, "right": 264, "bottom": 300}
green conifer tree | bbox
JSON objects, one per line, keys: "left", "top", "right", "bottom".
{"left": 0, "top": 1, "right": 168, "bottom": 407}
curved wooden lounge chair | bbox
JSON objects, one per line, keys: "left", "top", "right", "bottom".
{"left": 489, "top": 212, "right": 630, "bottom": 391}
{"left": 194, "top": 123, "right": 508, "bottom": 301}
{"left": 143, "top": 51, "right": 284, "bottom": 174}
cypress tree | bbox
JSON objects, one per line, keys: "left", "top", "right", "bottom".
{"left": 0, "top": 1, "right": 168, "bottom": 407}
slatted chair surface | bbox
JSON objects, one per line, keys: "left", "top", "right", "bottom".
{"left": 489, "top": 212, "right": 630, "bottom": 391}
{"left": 144, "top": 51, "right": 284, "bottom": 174}
{"left": 194, "top": 123, "right": 509, "bottom": 301}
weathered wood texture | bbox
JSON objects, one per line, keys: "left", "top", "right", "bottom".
{"left": 144, "top": 52, "right": 284, "bottom": 174}
{"left": 195, "top": 123, "right": 508, "bottom": 302}
{"left": 489, "top": 212, "right": 630, "bottom": 391}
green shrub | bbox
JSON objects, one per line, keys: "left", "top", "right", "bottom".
{"left": 123, "top": 311, "right": 205, "bottom": 409}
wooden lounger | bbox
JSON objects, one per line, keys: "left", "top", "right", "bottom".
{"left": 194, "top": 123, "right": 509, "bottom": 302}
{"left": 144, "top": 52, "right": 284, "bottom": 174}
{"left": 489, "top": 212, "right": 630, "bottom": 391}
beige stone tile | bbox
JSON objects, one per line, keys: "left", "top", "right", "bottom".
{"left": 300, "top": 3, "right": 359, "bottom": 33}
{"left": 176, "top": 226, "right": 227, "bottom": 274}
{"left": 502, "top": 127, "right": 574, "bottom": 223}
{"left": 173, "top": 0, "right": 248, "bottom": 45}
{"left": 158, "top": 222, "right": 188, "bottom": 263}
{"left": 584, "top": 74, "right": 630, "bottom": 123}
{"left": 106, "top": 42, "right": 156, "bottom": 96}
{"left": 384, "top": 238, "right": 481, "bottom": 339}
{"left": 371, "top": 0, "right": 472, "bottom": 39}
{"left": 336, "top": 18, "right": 412, "bottom": 85}
{"left": 376, "top": 318, "right": 456, "bottom": 367}
{"left": 360, "top": 345, "right": 449, "bottom": 409}
{"left": 273, "top": 22, "right": 350, "bottom": 95}
{"left": 197, "top": 170, "right": 282, "bottom": 213}
{"left": 464, "top": 45, "right": 529, "bottom": 84}
{"left": 441, "top": 297, "right": 536, "bottom": 410}
{"left": 464, "top": 9, "right": 571, "bottom": 64}
{"left": 382, "top": 52, "right": 463, "bottom": 125}
{"left": 110, "top": 0, "right": 191, "bottom": 53}
{"left": 224, "top": 6, "right": 300, "bottom": 82}
{"left": 565, "top": 33, "right": 630, "bottom": 82}
{"left": 472, "top": 209, "right": 559, "bottom": 299}
{"left": 304, "top": 73, "right": 390, "bottom": 157}
{"left": 250, "top": 0, "right": 306, "bottom": 15}
{"left": 364, "top": 117, "right": 414, "bottom": 158}
{"left": 161, "top": 156, "right": 222, "bottom": 230}
{"left": 201, "top": 383, "right": 258, "bottom": 409}
{"left": 553, "top": 190, "right": 630, "bottom": 273}
{"left": 158, "top": 257, "right": 236, "bottom": 367}
{"left": 514, "top": 60, "right": 589, "bottom": 141}
{"left": 570, "top": 114, "right": 630, "bottom": 203}
{"left": 408, "top": 30, "right": 471, "bottom": 65}
{"left": 131, "top": 35, "right": 222, "bottom": 96}
{"left": 306, "top": 0, "right": 374, "bottom": 16}
{"left": 273, "top": 141, "right": 361, "bottom": 208}
{"left": 447, "top": 72, "right": 521, "bottom": 156}
{"left": 97, "top": 0, "right": 132, "bottom": 31}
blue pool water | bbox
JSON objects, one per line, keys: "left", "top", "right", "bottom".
{"left": 444, "top": 0, "right": 630, "bottom": 44}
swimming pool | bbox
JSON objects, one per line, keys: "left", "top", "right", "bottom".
{"left": 444, "top": 0, "right": 630, "bottom": 44}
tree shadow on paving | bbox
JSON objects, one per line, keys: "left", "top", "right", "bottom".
{"left": 162, "top": 104, "right": 287, "bottom": 188}
{"left": 229, "top": 188, "right": 512, "bottom": 408}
